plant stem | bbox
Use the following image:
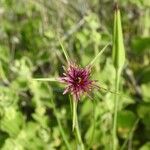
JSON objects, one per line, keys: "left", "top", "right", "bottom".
{"left": 120, "top": 119, "right": 139, "bottom": 150}
{"left": 73, "top": 100, "right": 85, "bottom": 150}
{"left": 88, "top": 100, "right": 96, "bottom": 150}
{"left": 113, "top": 69, "right": 120, "bottom": 150}
{"left": 72, "top": 99, "right": 77, "bottom": 131}
{"left": 51, "top": 98, "right": 71, "bottom": 150}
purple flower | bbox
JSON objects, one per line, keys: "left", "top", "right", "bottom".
{"left": 59, "top": 62, "right": 98, "bottom": 100}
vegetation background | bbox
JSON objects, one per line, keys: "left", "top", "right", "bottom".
{"left": 0, "top": 0, "right": 150, "bottom": 149}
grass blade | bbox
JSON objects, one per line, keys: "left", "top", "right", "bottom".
{"left": 50, "top": 98, "right": 72, "bottom": 150}
{"left": 120, "top": 119, "right": 139, "bottom": 150}
{"left": 58, "top": 38, "right": 70, "bottom": 63}
{"left": 33, "top": 78, "right": 57, "bottom": 82}
{"left": 89, "top": 43, "right": 110, "bottom": 67}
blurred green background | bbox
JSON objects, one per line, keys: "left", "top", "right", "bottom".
{"left": 0, "top": 0, "right": 150, "bottom": 149}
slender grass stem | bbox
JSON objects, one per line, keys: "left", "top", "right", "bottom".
{"left": 33, "top": 78, "right": 57, "bottom": 82}
{"left": 43, "top": 84, "right": 71, "bottom": 150}
{"left": 73, "top": 100, "right": 85, "bottom": 150}
{"left": 113, "top": 69, "right": 120, "bottom": 150}
{"left": 120, "top": 119, "right": 139, "bottom": 150}
{"left": 46, "top": 83, "right": 71, "bottom": 150}
{"left": 51, "top": 98, "right": 72, "bottom": 150}
{"left": 88, "top": 100, "right": 96, "bottom": 150}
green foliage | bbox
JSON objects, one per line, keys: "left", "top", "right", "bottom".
{"left": 0, "top": 0, "right": 150, "bottom": 149}
{"left": 132, "top": 37, "right": 150, "bottom": 54}
{"left": 117, "top": 110, "right": 136, "bottom": 138}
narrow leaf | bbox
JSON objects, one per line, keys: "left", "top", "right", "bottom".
{"left": 58, "top": 38, "right": 70, "bottom": 63}
{"left": 89, "top": 43, "right": 110, "bottom": 67}
{"left": 33, "top": 78, "right": 57, "bottom": 82}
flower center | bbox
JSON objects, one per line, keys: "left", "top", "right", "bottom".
{"left": 75, "top": 77, "right": 82, "bottom": 84}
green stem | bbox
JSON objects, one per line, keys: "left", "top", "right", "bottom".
{"left": 88, "top": 100, "right": 96, "bottom": 150}
{"left": 69, "top": 95, "right": 73, "bottom": 117}
{"left": 73, "top": 100, "right": 85, "bottom": 150}
{"left": 120, "top": 119, "right": 139, "bottom": 150}
{"left": 72, "top": 99, "right": 77, "bottom": 131}
{"left": 113, "top": 69, "right": 120, "bottom": 150}
{"left": 51, "top": 98, "right": 71, "bottom": 150}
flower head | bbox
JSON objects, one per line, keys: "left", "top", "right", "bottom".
{"left": 59, "top": 62, "right": 98, "bottom": 100}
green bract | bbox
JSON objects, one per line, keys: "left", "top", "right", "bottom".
{"left": 112, "top": 7, "right": 125, "bottom": 72}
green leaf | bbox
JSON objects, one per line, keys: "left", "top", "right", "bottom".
{"left": 33, "top": 78, "right": 57, "bottom": 82}
{"left": 0, "top": 107, "right": 24, "bottom": 137}
{"left": 141, "top": 83, "right": 150, "bottom": 102}
{"left": 132, "top": 37, "right": 150, "bottom": 54}
{"left": 137, "top": 103, "right": 150, "bottom": 128}
{"left": 140, "top": 142, "right": 150, "bottom": 150}
{"left": 137, "top": 66, "right": 150, "bottom": 83}
{"left": 89, "top": 43, "right": 110, "bottom": 67}
{"left": 117, "top": 110, "right": 136, "bottom": 138}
